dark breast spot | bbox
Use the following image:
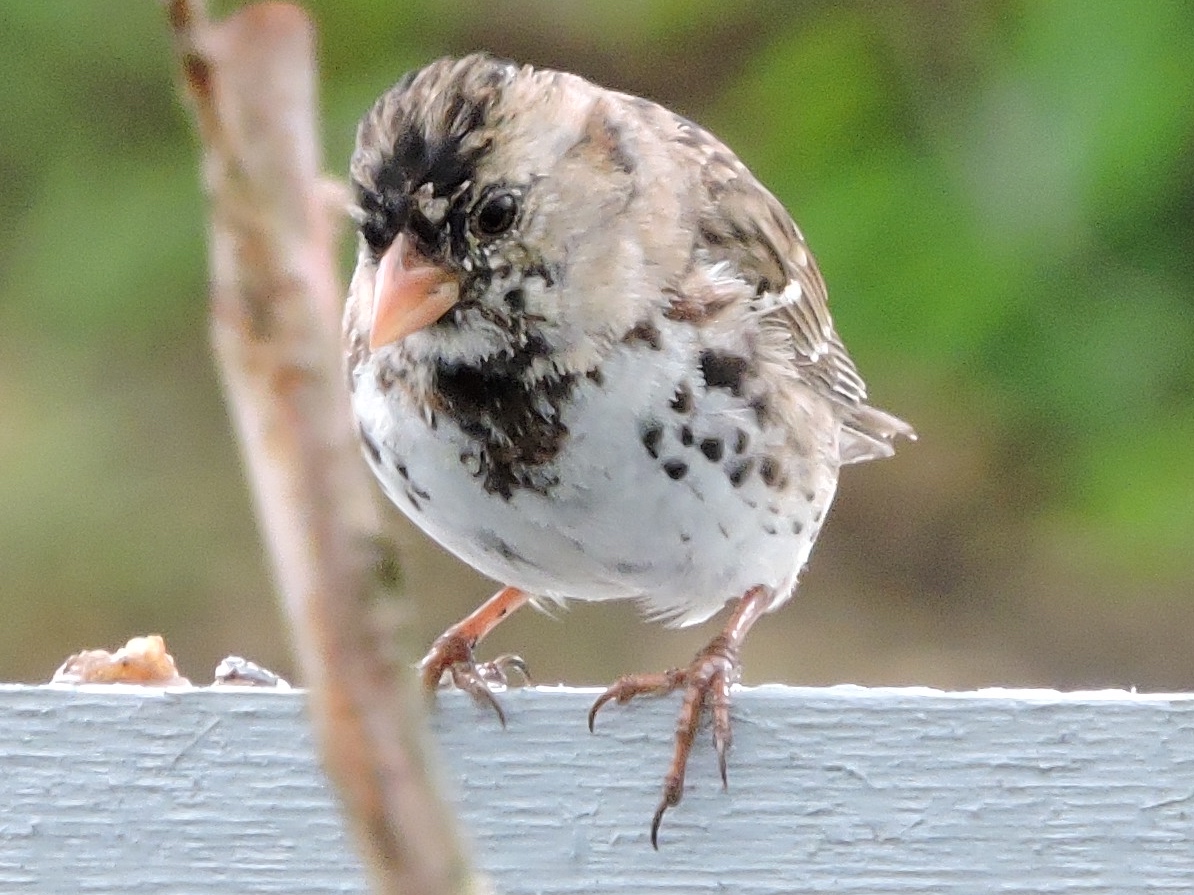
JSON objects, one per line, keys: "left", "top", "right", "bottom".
{"left": 640, "top": 422, "right": 663, "bottom": 459}
{"left": 662, "top": 459, "right": 688, "bottom": 480}
{"left": 622, "top": 320, "right": 663, "bottom": 351}
{"left": 679, "top": 424, "right": 694, "bottom": 446}
{"left": 699, "top": 350, "right": 749, "bottom": 396}
{"left": 733, "top": 429, "right": 749, "bottom": 454}
{"left": 670, "top": 383, "right": 693, "bottom": 414}
{"left": 726, "top": 457, "right": 755, "bottom": 488}
{"left": 750, "top": 396, "right": 772, "bottom": 425}
{"left": 699, "top": 437, "right": 724, "bottom": 462}
{"left": 504, "top": 288, "right": 525, "bottom": 311}
{"left": 759, "top": 457, "right": 781, "bottom": 488}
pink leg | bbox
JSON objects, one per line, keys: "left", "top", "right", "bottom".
{"left": 589, "top": 585, "right": 776, "bottom": 847}
{"left": 420, "top": 586, "right": 531, "bottom": 726}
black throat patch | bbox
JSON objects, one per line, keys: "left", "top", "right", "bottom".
{"left": 431, "top": 352, "right": 576, "bottom": 500}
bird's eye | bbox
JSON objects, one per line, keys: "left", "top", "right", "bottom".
{"left": 472, "top": 190, "right": 519, "bottom": 237}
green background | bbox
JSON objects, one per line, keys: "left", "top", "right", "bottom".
{"left": 2, "top": 0, "right": 1192, "bottom": 690}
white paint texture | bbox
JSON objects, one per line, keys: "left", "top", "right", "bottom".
{"left": 2, "top": 684, "right": 1193, "bottom": 893}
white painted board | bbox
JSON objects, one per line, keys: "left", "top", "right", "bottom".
{"left": 2, "top": 684, "right": 1193, "bottom": 893}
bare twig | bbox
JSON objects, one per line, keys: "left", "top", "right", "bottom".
{"left": 163, "top": 2, "right": 485, "bottom": 892}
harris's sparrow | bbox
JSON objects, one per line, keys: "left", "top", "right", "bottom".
{"left": 345, "top": 54, "right": 915, "bottom": 845}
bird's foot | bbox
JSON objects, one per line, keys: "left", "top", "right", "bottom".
{"left": 589, "top": 633, "right": 740, "bottom": 848}
{"left": 418, "top": 586, "right": 532, "bottom": 726}
{"left": 419, "top": 632, "right": 530, "bottom": 728}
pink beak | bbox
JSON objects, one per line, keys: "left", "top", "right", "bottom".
{"left": 368, "top": 234, "right": 460, "bottom": 350}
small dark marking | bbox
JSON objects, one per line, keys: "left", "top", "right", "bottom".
{"left": 662, "top": 290, "right": 736, "bottom": 324}
{"left": 680, "top": 532, "right": 692, "bottom": 544}
{"left": 802, "top": 487, "right": 817, "bottom": 503}
{"left": 396, "top": 464, "right": 410, "bottom": 481}
{"left": 662, "top": 295, "right": 705, "bottom": 323}
{"left": 522, "top": 332, "right": 552, "bottom": 358}
{"left": 679, "top": 425, "right": 694, "bottom": 446}
{"left": 698, "top": 223, "right": 727, "bottom": 247}
{"left": 641, "top": 423, "right": 663, "bottom": 459}
{"left": 575, "top": 114, "right": 637, "bottom": 175}
{"left": 733, "top": 429, "right": 749, "bottom": 453}
{"left": 768, "top": 503, "right": 780, "bottom": 515}
{"left": 603, "top": 121, "right": 637, "bottom": 175}
{"left": 727, "top": 458, "right": 755, "bottom": 487}
{"left": 763, "top": 523, "right": 778, "bottom": 535}
{"left": 670, "top": 384, "right": 693, "bottom": 414}
{"left": 812, "top": 508, "right": 824, "bottom": 524}
{"left": 376, "top": 366, "right": 398, "bottom": 392}
{"left": 750, "top": 396, "right": 772, "bottom": 425}
{"left": 359, "top": 426, "right": 382, "bottom": 465}
{"left": 478, "top": 530, "right": 531, "bottom": 566}
{"left": 699, "top": 438, "right": 724, "bottom": 462}
{"left": 504, "top": 288, "right": 525, "bottom": 311}
{"left": 523, "top": 260, "right": 558, "bottom": 289}
{"left": 459, "top": 451, "right": 480, "bottom": 475}
{"left": 699, "top": 350, "right": 749, "bottom": 396}
{"left": 404, "top": 489, "right": 422, "bottom": 512}
{"left": 586, "top": 368, "right": 605, "bottom": 386}
{"left": 718, "top": 523, "right": 730, "bottom": 539}
{"left": 663, "top": 459, "right": 688, "bottom": 480}
{"left": 410, "top": 483, "right": 430, "bottom": 501}
{"left": 759, "top": 457, "right": 781, "bottom": 488}
{"left": 792, "top": 520, "right": 805, "bottom": 535}
{"left": 623, "top": 320, "right": 663, "bottom": 350}
{"left": 495, "top": 539, "right": 528, "bottom": 564}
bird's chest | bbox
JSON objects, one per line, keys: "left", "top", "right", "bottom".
{"left": 352, "top": 340, "right": 838, "bottom": 621}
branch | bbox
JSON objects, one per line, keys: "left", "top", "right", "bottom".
{"left": 163, "top": 2, "right": 485, "bottom": 892}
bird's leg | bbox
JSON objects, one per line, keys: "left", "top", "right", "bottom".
{"left": 589, "top": 584, "right": 776, "bottom": 847}
{"left": 419, "top": 585, "right": 531, "bottom": 726}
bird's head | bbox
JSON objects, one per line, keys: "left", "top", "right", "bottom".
{"left": 348, "top": 53, "right": 672, "bottom": 376}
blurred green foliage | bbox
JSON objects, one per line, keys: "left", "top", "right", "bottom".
{"left": 1, "top": 0, "right": 1192, "bottom": 688}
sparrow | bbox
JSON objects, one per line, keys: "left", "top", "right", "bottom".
{"left": 344, "top": 53, "right": 915, "bottom": 846}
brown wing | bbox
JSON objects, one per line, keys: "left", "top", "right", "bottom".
{"left": 670, "top": 114, "right": 915, "bottom": 462}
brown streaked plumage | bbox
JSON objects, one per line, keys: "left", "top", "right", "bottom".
{"left": 345, "top": 53, "right": 915, "bottom": 846}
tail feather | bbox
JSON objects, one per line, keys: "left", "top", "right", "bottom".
{"left": 839, "top": 404, "right": 916, "bottom": 465}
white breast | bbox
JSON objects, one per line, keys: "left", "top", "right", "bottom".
{"left": 352, "top": 333, "right": 840, "bottom": 627}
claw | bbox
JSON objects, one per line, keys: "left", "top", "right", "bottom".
{"left": 588, "top": 668, "right": 684, "bottom": 732}
{"left": 417, "top": 586, "right": 532, "bottom": 726}
{"left": 447, "top": 662, "right": 509, "bottom": 727}
{"left": 588, "top": 657, "right": 732, "bottom": 846}
{"left": 588, "top": 586, "right": 776, "bottom": 847}
{"left": 650, "top": 778, "right": 682, "bottom": 850}
{"left": 711, "top": 671, "right": 732, "bottom": 790}
{"left": 478, "top": 653, "right": 532, "bottom": 687}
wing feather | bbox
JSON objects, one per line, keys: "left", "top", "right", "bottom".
{"left": 662, "top": 112, "right": 915, "bottom": 462}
